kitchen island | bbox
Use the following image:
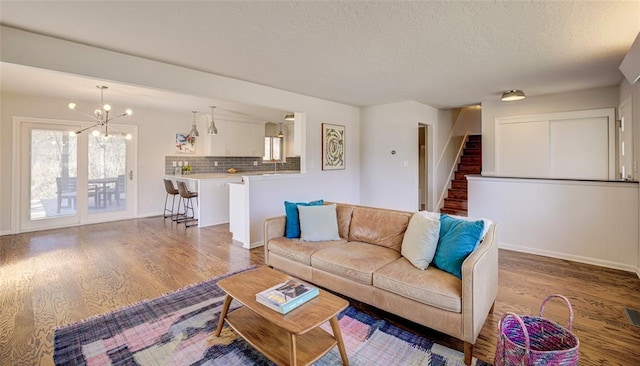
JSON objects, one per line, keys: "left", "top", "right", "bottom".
{"left": 166, "top": 173, "right": 242, "bottom": 227}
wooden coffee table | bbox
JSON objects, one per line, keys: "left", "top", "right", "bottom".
{"left": 214, "top": 266, "right": 349, "bottom": 365}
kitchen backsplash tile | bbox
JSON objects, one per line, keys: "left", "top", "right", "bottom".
{"left": 165, "top": 156, "right": 300, "bottom": 175}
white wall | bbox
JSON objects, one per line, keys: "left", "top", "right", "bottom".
{"left": 468, "top": 176, "right": 639, "bottom": 273}
{"left": 481, "top": 86, "right": 620, "bottom": 176}
{"left": 0, "top": 27, "right": 361, "bottom": 234}
{"left": 359, "top": 101, "right": 439, "bottom": 211}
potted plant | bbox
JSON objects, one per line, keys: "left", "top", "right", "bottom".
{"left": 182, "top": 164, "right": 192, "bottom": 175}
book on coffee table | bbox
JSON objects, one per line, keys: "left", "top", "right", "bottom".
{"left": 256, "top": 279, "right": 319, "bottom": 314}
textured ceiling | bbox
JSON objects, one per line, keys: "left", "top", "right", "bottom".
{"left": 1, "top": 1, "right": 639, "bottom": 108}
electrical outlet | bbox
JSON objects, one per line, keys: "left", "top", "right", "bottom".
{"left": 214, "top": 161, "right": 218, "bottom": 167}
{"left": 172, "top": 161, "right": 177, "bottom": 167}
{"left": 253, "top": 161, "right": 258, "bottom": 166}
{"left": 178, "top": 161, "right": 183, "bottom": 167}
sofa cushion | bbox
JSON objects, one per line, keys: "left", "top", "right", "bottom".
{"left": 268, "top": 237, "right": 346, "bottom": 265}
{"left": 401, "top": 211, "right": 441, "bottom": 270}
{"left": 311, "top": 241, "right": 401, "bottom": 285}
{"left": 299, "top": 204, "right": 340, "bottom": 242}
{"left": 336, "top": 205, "right": 354, "bottom": 239}
{"left": 284, "top": 199, "right": 324, "bottom": 238}
{"left": 433, "top": 214, "right": 485, "bottom": 279}
{"left": 348, "top": 208, "right": 411, "bottom": 252}
{"left": 374, "top": 257, "right": 462, "bottom": 313}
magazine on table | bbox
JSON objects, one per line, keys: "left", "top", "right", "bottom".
{"left": 256, "top": 279, "right": 319, "bottom": 314}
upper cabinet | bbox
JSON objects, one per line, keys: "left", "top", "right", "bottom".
{"left": 201, "top": 120, "right": 264, "bottom": 157}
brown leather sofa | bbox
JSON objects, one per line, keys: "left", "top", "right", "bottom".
{"left": 263, "top": 203, "right": 498, "bottom": 365}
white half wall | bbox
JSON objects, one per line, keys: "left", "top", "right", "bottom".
{"left": 468, "top": 176, "right": 639, "bottom": 274}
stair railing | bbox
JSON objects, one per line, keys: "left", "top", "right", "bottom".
{"left": 436, "top": 132, "right": 469, "bottom": 212}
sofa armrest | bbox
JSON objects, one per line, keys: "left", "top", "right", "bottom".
{"left": 461, "top": 223, "right": 499, "bottom": 344}
{"left": 263, "top": 216, "right": 286, "bottom": 265}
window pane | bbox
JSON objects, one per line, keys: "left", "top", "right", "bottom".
{"left": 30, "top": 129, "right": 77, "bottom": 219}
{"left": 264, "top": 137, "right": 271, "bottom": 160}
{"left": 88, "top": 134, "right": 127, "bottom": 212}
{"left": 273, "top": 137, "right": 282, "bottom": 160}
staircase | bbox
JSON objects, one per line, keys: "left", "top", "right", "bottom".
{"left": 441, "top": 135, "right": 482, "bottom": 217}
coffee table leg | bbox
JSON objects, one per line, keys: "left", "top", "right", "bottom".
{"left": 329, "top": 316, "right": 349, "bottom": 365}
{"left": 214, "top": 294, "right": 233, "bottom": 337}
{"left": 289, "top": 332, "right": 297, "bottom": 365}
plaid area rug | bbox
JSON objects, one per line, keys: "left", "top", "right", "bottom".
{"left": 54, "top": 269, "right": 490, "bottom": 366}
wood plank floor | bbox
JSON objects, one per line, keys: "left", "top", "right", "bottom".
{"left": 1, "top": 217, "right": 639, "bottom": 365}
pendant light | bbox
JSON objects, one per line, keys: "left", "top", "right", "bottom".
{"left": 189, "top": 111, "right": 199, "bottom": 137}
{"left": 208, "top": 106, "right": 218, "bottom": 135}
{"left": 278, "top": 122, "right": 285, "bottom": 138}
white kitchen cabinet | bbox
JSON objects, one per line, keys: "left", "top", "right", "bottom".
{"left": 201, "top": 121, "right": 264, "bottom": 157}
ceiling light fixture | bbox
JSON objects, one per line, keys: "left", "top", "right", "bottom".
{"left": 189, "top": 111, "right": 199, "bottom": 137}
{"left": 501, "top": 90, "right": 526, "bottom": 102}
{"left": 68, "top": 85, "right": 133, "bottom": 139}
{"left": 284, "top": 113, "right": 295, "bottom": 121}
{"left": 208, "top": 106, "right": 218, "bottom": 135}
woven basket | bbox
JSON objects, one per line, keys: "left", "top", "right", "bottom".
{"left": 494, "top": 294, "right": 580, "bottom": 366}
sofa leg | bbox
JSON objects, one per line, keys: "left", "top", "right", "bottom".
{"left": 464, "top": 342, "right": 473, "bottom": 366}
{"left": 489, "top": 301, "right": 496, "bottom": 314}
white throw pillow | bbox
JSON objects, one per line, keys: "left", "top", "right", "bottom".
{"left": 401, "top": 211, "right": 441, "bottom": 270}
{"left": 298, "top": 204, "right": 341, "bottom": 242}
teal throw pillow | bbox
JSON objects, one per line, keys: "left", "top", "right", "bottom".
{"left": 284, "top": 200, "right": 324, "bottom": 238}
{"left": 433, "top": 214, "right": 485, "bottom": 279}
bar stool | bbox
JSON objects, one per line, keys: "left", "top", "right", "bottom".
{"left": 176, "top": 181, "right": 198, "bottom": 228}
{"left": 163, "top": 179, "right": 180, "bottom": 221}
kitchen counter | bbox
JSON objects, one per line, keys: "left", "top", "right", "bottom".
{"left": 168, "top": 170, "right": 300, "bottom": 181}
{"left": 166, "top": 171, "right": 301, "bottom": 229}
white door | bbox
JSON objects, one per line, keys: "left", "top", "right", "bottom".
{"left": 18, "top": 119, "right": 136, "bottom": 232}
{"left": 619, "top": 97, "right": 634, "bottom": 180}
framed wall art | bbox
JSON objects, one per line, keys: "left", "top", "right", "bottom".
{"left": 175, "top": 133, "right": 196, "bottom": 154}
{"left": 322, "top": 123, "right": 345, "bottom": 170}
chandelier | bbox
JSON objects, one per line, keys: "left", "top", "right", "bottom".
{"left": 68, "top": 85, "right": 133, "bottom": 140}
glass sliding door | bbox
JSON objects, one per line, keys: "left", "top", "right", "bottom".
{"left": 19, "top": 119, "right": 136, "bottom": 232}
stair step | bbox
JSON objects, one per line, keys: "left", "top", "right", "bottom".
{"left": 451, "top": 180, "right": 467, "bottom": 190}
{"left": 455, "top": 171, "right": 469, "bottom": 180}
{"left": 440, "top": 208, "right": 468, "bottom": 217}
{"left": 463, "top": 148, "right": 481, "bottom": 156}
{"left": 460, "top": 155, "right": 482, "bottom": 165}
{"left": 457, "top": 164, "right": 482, "bottom": 174}
{"left": 465, "top": 141, "right": 481, "bottom": 149}
{"left": 448, "top": 189, "right": 467, "bottom": 200}
{"left": 468, "top": 135, "right": 482, "bottom": 142}
{"left": 443, "top": 198, "right": 467, "bottom": 210}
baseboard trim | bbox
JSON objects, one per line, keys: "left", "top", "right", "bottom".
{"left": 499, "top": 242, "right": 639, "bottom": 275}
{"left": 0, "top": 229, "right": 13, "bottom": 237}
{"left": 247, "top": 240, "right": 264, "bottom": 249}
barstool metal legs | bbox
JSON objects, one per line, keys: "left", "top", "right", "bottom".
{"left": 163, "top": 192, "right": 177, "bottom": 219}
{"left": 175, "top": 181, "right": 198, "bottom": 228}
